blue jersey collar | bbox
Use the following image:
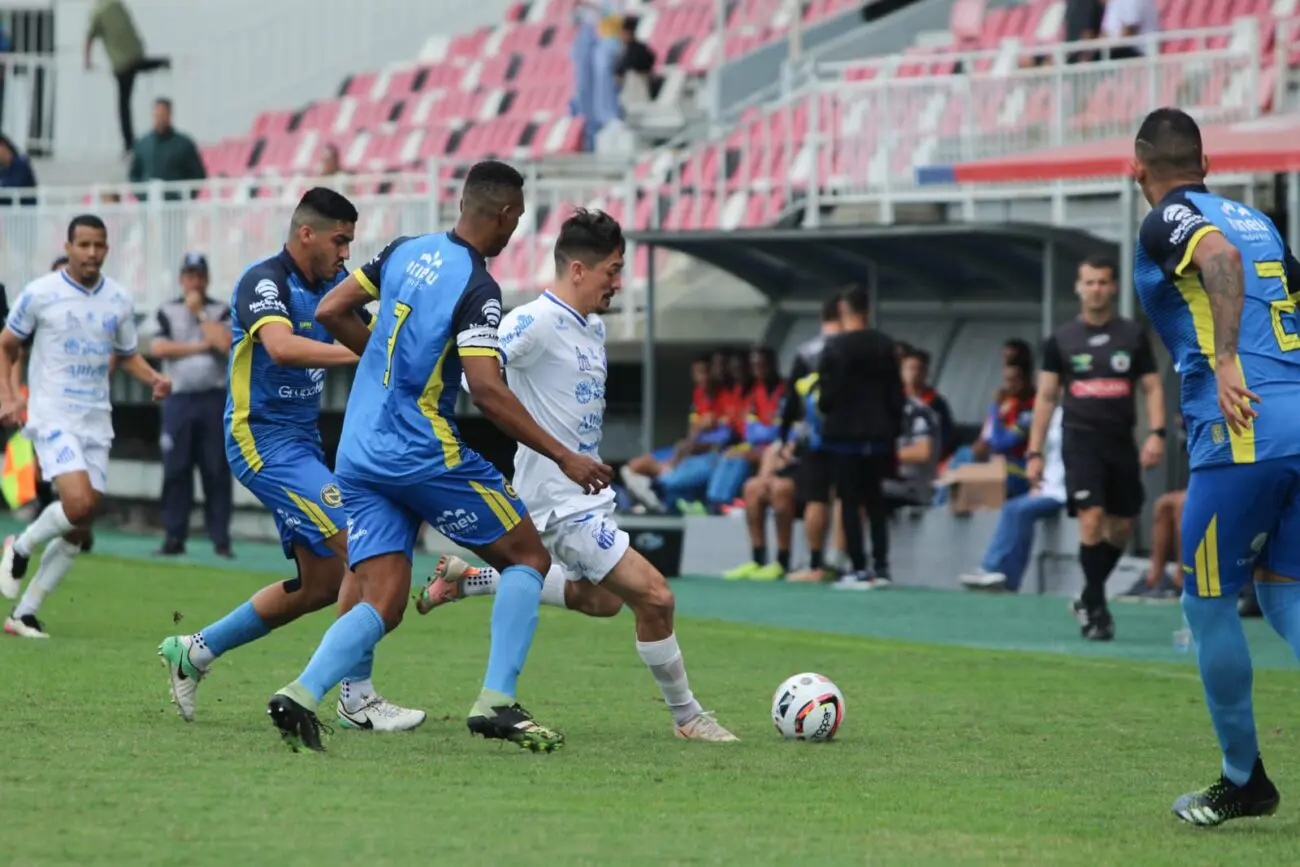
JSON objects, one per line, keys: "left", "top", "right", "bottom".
{"left": 276, "top": 247, "right": 334, "bottom": 293}
{"left": 59, "top": 268, "right": 103, "bottom": 295}
{"left": 543, "top": 291, "right": 588, "bottom": 328}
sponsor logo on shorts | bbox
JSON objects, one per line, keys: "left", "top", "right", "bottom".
{"left": 55, "top": 446, "right": 75, "bottom": 465}
{"left": 276, "top": 508, "right": 302, "bottom": 529}
{"left": 435, "top": 508, "right": 479, "bottom": 536}
{"left": 320, "top": 483, "right": 343, "bottom": 508}
{"left": 346, "top": 517, "right": 367, "bottom": 542}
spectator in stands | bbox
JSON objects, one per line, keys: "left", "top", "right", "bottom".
{"left": 971, "top": 356, "right": 1036, "bottom": 498}
{"left": 900, "top": 348, "right": 955, "bottom": 461}
{"left": 1100, "top": 0, "right": 1158, "bottom": 59}
{"left": 883, "top": 385, "right": 941, "bottom": 510}
{"left": 657, "top": 350, "right": 739, "bottom": 512}
{"left": 620, "top": 353, "right": 714, "bottom": 511}
{"left": 84, "top": 0, "right": 170, "bottom": 156}
{"left": 0, "top": 133, "right": 36, "bottom": 205}
{"left": 960, "top": 407, "right": 1067, "bottom": 592}
{"left": 1004, "top": 338, "right": 1033, "bottom": 369}
{"left": 318, "top": 143, "right": 343, "bottom": 178}
{"left": 149, "top": 253, "right": 233, "bottom": 558}
{"left": 1064, "top": 0, "right": 1103, "bottom": 63}
{"left": 701, "top": 347, "right": 784, "bottom": 513}
{"left": 615, "top": 16, "right": 661, "bottom": 101}
{"left": 820, "top": 284, "right": 903, "bottom": 589}
{"left": 128, "top": 97, "right": 207, "bottom": 192}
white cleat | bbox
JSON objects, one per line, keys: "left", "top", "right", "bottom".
{"left": 337, "top": 694, "right": 427, "bottom": 732}
{"left": 0, "top": 536, "right": 22, "bottom": 600}
{"left": 960, "top": 569, "right": 1008, "bottom": 590}
{"left": 157, "top": 634, "right": 207, "bottom": 721}
{"left": 415, "top": 554, "right": 475, "bottom": 614}
{"left": 4, "top": 613, "right": 49, "bottom": 639}
{"left": 675, "top": 711, "right": 740, "bottom": 742}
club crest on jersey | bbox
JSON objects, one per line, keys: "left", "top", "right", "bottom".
{"left": 1110, "top": 351, "right": 1130, "bottom": 373}
{"left": 503, "top": 481, "right": 518, "bottom": 500}
{"left": 320, "top": 483, "right": 343, "bottom": 508}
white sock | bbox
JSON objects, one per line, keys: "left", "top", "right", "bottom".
{"left": 635, "top": 633, "right": 703, "bottom": 726}
{"left": 13, "top": 538, "right": 80, "bottom": 619}
{"left": 14, "top": 502, "right": 74, "bottom": 558}
{"left": 188, "top": 632, "right": 216, "bottom": 668}
{"left": 340, "top": 678, "right": 374, "bottom": 711}
{"left": 461, "top": 564, "right": 571, "bottom": 608}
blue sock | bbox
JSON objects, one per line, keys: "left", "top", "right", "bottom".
{"left": 1256, "top": 582, "right": 1300, "bottom": 661}
{"left": 198, "top": 601, "right": 271, "bottom": 658}
{"left": 482, "top": 565, "right": 544, "bottom": 699}
{"left": 1182, "top": 592, "right": 1258, "bottom": 785}
{"left": 343, "top": 648, "right": 375, "bottom": 684}
{"left": 298, "top": 603, "right": 387, "bottom": 704}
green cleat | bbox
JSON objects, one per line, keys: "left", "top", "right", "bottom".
{"left": 158, "top": 635, "right": 207, "bottom": 722}
{"left": 722, "top": 561, "right": 760, "bottom": 581}
{"left": 750, "top": 562, "right": 785, "bottom": 582}
{"left": 467, "top": 700, "right": 565, "bottom": 753}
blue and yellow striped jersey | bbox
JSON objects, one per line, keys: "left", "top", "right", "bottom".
{"left": 223, "top": 249, "right": 352, "bottom": 476}
{"left": 1135, "top": 183, "right": 1300, "bottom": 470}
{"left": 335, "top": 230, "right": 502, "bottom": 482}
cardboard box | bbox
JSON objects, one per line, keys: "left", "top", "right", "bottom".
{"left": 942, "top": 456, "right": 1007, "bottom": 515}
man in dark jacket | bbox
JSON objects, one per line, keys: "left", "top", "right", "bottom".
{"left": 128, "top": 98, "right": 206, "bottom": 190}
{"left": 818, "top": 284, "right": 904, "bottom": 588}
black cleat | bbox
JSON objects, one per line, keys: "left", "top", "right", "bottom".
{"left": 1072, "top": 599, "right": 1115, "bottom": 641}
{"left": 1173, "top": 757, "right": 1280, "bottom": 827}
{"left": 467, "top": 702, "right": 565, "bottom": 753}
{"left": 267, "top": 693, "right": 330, "bottom": 753}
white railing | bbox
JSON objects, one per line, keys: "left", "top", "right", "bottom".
{"left": 0, "top": 165, "right": 645, "bottom": 332}
{"left": 0, "top": 52, "right": 55, "bottom": 155}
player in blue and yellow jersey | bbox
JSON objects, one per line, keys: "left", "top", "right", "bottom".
{"left": 267, "top": 161, "right": 611, "bottom": 753}
{"left": 157, "top": 188, "right": 426, "bottom": 733}
{"left": 1133, "top": 108, "right": 1300, "bottom": 826}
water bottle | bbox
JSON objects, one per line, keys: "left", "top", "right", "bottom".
{"left": 1173, "top": 613, "right": 1194, "bottom": 654}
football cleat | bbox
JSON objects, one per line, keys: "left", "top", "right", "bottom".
{"left": 675, "top": 711, "right": 740, "bottom": 742}
{"left": 157, "top": 635, "right": 207, "bottom": 721}
{"left": 467, "top": 702, "right": 564, "bottom": 753}
{"left": 415, "top": 554, "right": 476, "bottom": 614}
{"left": 268, "top": 692, "right": 330, "bottom": 753}
{"left": 337, "top": 694, "right": 427, "bottom": 732}
{"left": 4, "top": 612, "right": 47, "bottom": 639}
{"left": 1173, "top": 758, "right": 1280, "bottom": 827}
{"left": 0, "top": 536, "right": 28, "bottom": 600}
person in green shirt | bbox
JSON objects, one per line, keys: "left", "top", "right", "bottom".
{"left": 84, "top": 0, "right": 170, "bottom": 155}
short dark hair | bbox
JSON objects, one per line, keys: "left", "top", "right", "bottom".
{"left": 291, "top": 187, "right": 358, "bottom": 231}
{"left": 1003, "top": 338, "right": 1033, "bottom": 366}
{"left": 903, "top": 347, "right": 931, "bottom": 370}
{"left": 840, "top": 283, "right": 869, "bottom": 316}
{"left": 554, "top": 208, "right": 625, "bottom": 269}
{"left": 622, "top": 15, "right": 639, "bottom": 34}
{"left": 1079, "top": 254, "right": 1117, "bottom": 280}
{"left": 820, "top": 296, "right": 840, "bottom": 322}
{"left": 50, "top": 255, "right": 69, "bottom": 270}
{"left": 155, "top": 97, "right": 172, "bottom": 111}
{"left": 1135, "top": 107, "right": 1204, "bottom": 179}
{"left": 462, "top": 160, "right": 525, "bottom": 220}
{"left": 67, "top": 214, "right": 107, "bottom": 242}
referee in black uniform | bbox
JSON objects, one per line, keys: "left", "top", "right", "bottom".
{"left": 818, "top": 284, "right": 904, "bottom": 588}
{"left": 1026, "top": 255, "right": 1166, "bottom": 640}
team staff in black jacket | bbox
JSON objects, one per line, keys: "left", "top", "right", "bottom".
{"left": 818, "top": 285, "right": 905, "bottom": 588}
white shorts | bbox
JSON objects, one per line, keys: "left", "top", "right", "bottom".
{"left": 27, "top": 428, "right": 110, "bottom": 493}
{"left": 541, "top": 508, "right": 630, "bottom": 583}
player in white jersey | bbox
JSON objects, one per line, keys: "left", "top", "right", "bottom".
{"left": 0, "top": 215, "right": 172, "bottom": 637}
{"left": 417, "top": 209, "right": 736, "bottom": 741}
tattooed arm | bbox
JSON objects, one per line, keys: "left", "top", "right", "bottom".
{"left": 1190, "top": 231, "right": 1246, "bottom": 362}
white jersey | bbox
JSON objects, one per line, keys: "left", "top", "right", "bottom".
{"left": 6, "top": 269, "right": 138, "bottom": 442}
{"left": 497, "top": 291, "right": 615, "bottom": 531}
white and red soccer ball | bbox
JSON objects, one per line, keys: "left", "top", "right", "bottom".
{"left": 771, "top": 672, "right": 845, "bottom": 742}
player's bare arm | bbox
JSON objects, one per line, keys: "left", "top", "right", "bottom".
{"left": 463, "top": 354, "right": 612, "bottom": 494}
{"left": 257, "top": 321, "right": 359, "bottom": 368}
{"left": 1191, "top": 231, "right": 1260, "bottom": 431}
{"left": 1025, "top": 369, "right": 1060, "bottom": 483}
{"left": 117, "top": 352, "right": 172, "bottom": 401}
{"left": 1139, "top": 372, "right": 1166, "bottom": 468}
{"left": 315, "top": 273, "right": 375, "bottom": 356}
{"left": 0, "top": 328, "right": 25, "bottom": 425}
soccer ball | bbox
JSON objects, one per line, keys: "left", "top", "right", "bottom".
{"left": 772, "top": 672, "right": 844, "bottom": 741}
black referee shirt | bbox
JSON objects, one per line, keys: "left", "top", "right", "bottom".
{"left": 1041, "top": 317, "right": 1155, "bottom": 436}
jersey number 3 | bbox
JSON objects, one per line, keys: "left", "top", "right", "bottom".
{"left": 383, "top": 302, "right": 413, "bottom": 387}
{"left": 1258, "top": 262, "right": 1300, "bottom": 352}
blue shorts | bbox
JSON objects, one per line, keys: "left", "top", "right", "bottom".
{"left": 235, "top": 440, "right": 345, "bottom": 560}
{"left": 651, "top": 445, "right": 675, "bottom": 463}
{"left": 1182, "top": 455, "right": 1300, "bottom": 598}
{"left": 336, "top": 453, "right": 528, "bottom": 568}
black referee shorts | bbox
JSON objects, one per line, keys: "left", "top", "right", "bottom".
{"left": 1062, "top": 431, "right": 1145, "bottom": 518}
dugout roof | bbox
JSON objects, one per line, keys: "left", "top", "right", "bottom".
{"left": 625, "top": 223, "right": 1109, "bottom": 303}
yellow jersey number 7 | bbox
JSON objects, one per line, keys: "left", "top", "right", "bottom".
{"left": 383, "top": 301, "right": 413, "bottom": 387}
{"left": 1257, "top": 261, "right": 1300, "bottom": 352}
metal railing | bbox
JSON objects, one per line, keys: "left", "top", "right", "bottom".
{"left": 0, "top": 52, "right": 54, "bottom": 155}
